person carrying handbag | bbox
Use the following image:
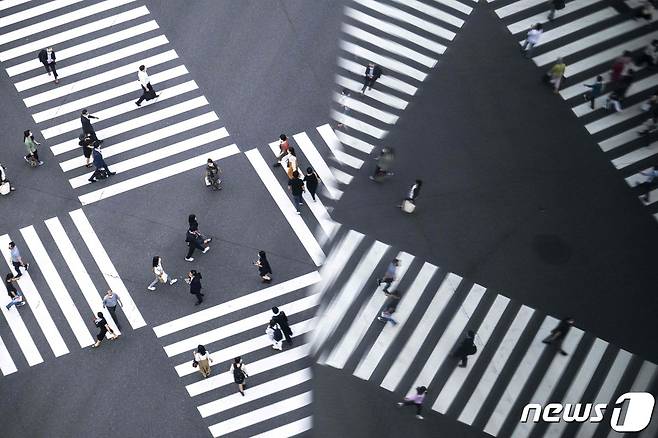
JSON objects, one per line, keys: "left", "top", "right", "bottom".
{"left": 193, "top": 344, "right": 213, "bottom": 378}
{"left": 0, "top": 163, "right": 15, "bottom": 195}
{"left": 147, "top": 256, "right": 178, "bottom": 291}
{"left": 266, "top": 321, "right": 284, "bottom": 351}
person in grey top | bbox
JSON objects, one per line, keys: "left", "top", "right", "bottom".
{"left": 102, "top": 289, "right": 123, "bottom": 331}
{"left": 376, "top": 259, "right": 400, "bottom": 293}
{"left": 8, "top": 241, "right": 29, "bottom": 278}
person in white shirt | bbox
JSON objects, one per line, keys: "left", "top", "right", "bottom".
{"left": 522, "top": 23, "right": 543, "bottom": 58}
{"left": 194, "top": 345, "right": 213, "bottom": 378}
{"left": 135, "top": 65, "right": 159, "bottom": 107}
{"left": 147, "top": 256, "right": 178, "bottom": 291}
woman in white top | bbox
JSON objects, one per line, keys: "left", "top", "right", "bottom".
{"left": 284, "top": 147, "right": 298, "bottom": 180}
{"left": 147, "top": 256, "right": 177, "bottom": 291}
{"left": 194, "top": 344, "right": 213, "bottom": 378}
{"left": 522, "top": 23, "right": 543, "bottom": 58}
{"left": 230, "top": 356, "right": 248, "bottom": 396}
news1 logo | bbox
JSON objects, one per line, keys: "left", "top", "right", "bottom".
{"left": 520, "top": 392, "right": 655, "bottom": 432}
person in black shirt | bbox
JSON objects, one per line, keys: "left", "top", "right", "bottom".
{"left": 288, "top": 171, "right": 305, "bottom": 214}
{"left": 452, "top": 330, "right": 477, "bottom": 367}
{"left": 188, "top": 270, "right": 204, "bottom": 305}
{"left": 271, "top": 306, "right": 293, "bottom": 345}
{"left": 303, "top": 167, "right": 320, "bottom": 201}
{"left": 542, "top": 317, "right": 574, "bottom": 356}
{"left": 92, "top": 311, "right": 117, "bottom": 348}
{"left": 254, "top": 250, "right": 272, "bottom": 283}
{"left": 5, "top": 273, "right": 25, "bottom": 310}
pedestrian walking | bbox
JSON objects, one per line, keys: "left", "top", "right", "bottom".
{"left": 273, "top": 134, "right": 289, "bottom": 167}
{"left": 400, "top": 180, "right": 423, "bottom": 213}
{"left": 361, "top": 62, "right": 382, "bottom": 93}
{"left": 542, "top": 316, "right": 574, "bottom": 356}
{"left": 377, "top": 306, "right": 398, "bottom": 326}
{"left": 78, "top": 133, "right": 95, "bottom": 168}
{"left": 254, "top": 250, "right": 272, "bottom": 283}
{"left": 582, "top": 76, "right": 604, "bottom": 109}
{"left": 147, "top": 256, "right": 178, "bottom": 291}
{"left": 636, "top": 40, "right": 658, "bottom": 68}
{"left": 616, "top": 69, "right": 635, "bottom": 99}
{"left": 283, "top": 147, "right": 298, "bottom": 180}
{"left": 452, "top": 330, "right": 477, "bottom": 367}
{"left": 187, "top": 270, "right": 204, "bottom": 305}
{"left": 88, "top": 144, "right": 116, "bottom": 182}
{"left": 521, "top": 23, "right": 543, "bottom": 58}
{"left": 135, "top": 65, "right": 159, "bottom": 107}
{"left": 80, "top": 109, "right": 103, "bottom": 144}
{"left": 5, "top": 273, "right": 25, "bottom": 310}
{"left": 606, "top": 91, "right": 623, "bottom": 112}
{"left": 636, "top": 166, "right": 658, "bottom": 203}
{"left": 23, "top": 130, "right": 43, "bottom": 166}
{"left": 288, "top": 171, "right": 305, "bottom": 214}
{"left": 204, "top": 158, "right": 222, "bottom": 190}
{"left": 8, "top": 241, "right": 29, "bottom": 278}
{"left": 230, "top": 357, "right": 248, "bottom": 396}
{"left": 266, "top": 321, "right": 284, "bottom": 351}
{"left": 92, "top": 311, "right": 117, "bottom": 348}
{"left": 396, "top": 386, "right": 428, "bottom": 420}
{"left": 193, "top": 344, "right": 213, "bottom": 378}
{"left": 336, "top": 88, "right": 351, "bottom": 128}
{"left": 634, "top": 0, "right": 655, "bottom": 22}
{"left": 546, "top": 58, "right": 566, "bottom": 93}
{"left": 369, "top": 147, "right": 395, "bottom": 181}
{"left": 376, "top": 258, "right": 400, "bottom": 293}
{"left": 0, "top": 162, "right": 16, "bottom": 194}
{"left": 38, "top": 47, "right": 59, "bottom": 84}
{"left": 102, "top": 289, "right": 123, "bottom": 331}
{"left": 303, "top": 167, "right": 320, "bottom": 201}
{"left": 610, "top": 52, "right": 632, "bottom": 85}
{"left": 547, "top": 0, "right": 565, "bottom": 21}
{"left": 185, "top": 215, "right": 211, "bottom": 262}
{"left": 271, "top": 306, "right": 293, "bottom": 345}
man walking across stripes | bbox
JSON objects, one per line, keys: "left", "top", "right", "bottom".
{"left": 135, "top": 65, "right": 159, "bottom": 107}
{"left": 102, "top": 289, "right": 123, "bottom": 331}
{"left": 376, "top": 258, "right": 400, "bottom": 293}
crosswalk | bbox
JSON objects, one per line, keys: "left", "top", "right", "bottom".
{"left": 0, "top": 0, "right": 239, "bottom": 205}
{"left": 152, "top": 271, "right": 320, "bottom": 437}
{"left": 492, "top": 0, "right": 658, "bottom": 222}
{"left": 0, "top": 208, "right": 145, "bottom": 376}
{"left": 312, "top": 227, "right": 658, "bottom": 438}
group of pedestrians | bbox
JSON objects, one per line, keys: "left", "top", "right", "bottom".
{"left": 266, "top": 306, "right": 294, "bottom": 351}
{"left": 273, "top": 134, "right": 322, "bottom": 214}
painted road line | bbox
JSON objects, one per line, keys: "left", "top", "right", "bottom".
{"left": 353, "top": 262, "right": 437, "bottom": 380}
{"left": 333, "top": 91, "right": 399, "bottom": 125}
{"left": 0, "top": 234, "right": 69, "bottom": 358}
{"left": 496, "top": 0, "right": 549, "bottom": 19}
{"left": 267, "top": 140, "right": 338, "bottom": 239}
{"left": 317, "top": 123, "right": 364, "bottom": 170}
{"left": 390, "top": 0, "right": 465, "bottom": 27}
{"left": 32, "top": 65, "right": 188, "bottom": 122}
{"left": 433, "top": 0, "right": 474, "bottom": 15}
{"left": 585, "top": 100, "right": 645, "bottom": 134}
{"left": 25, "top": 50, "right": 178, "bottom": 108}
{"left": 508, "top": 326, "right": 585, "bottom": 438}
{"left": 293, "top": 132, "right": 342, "bottom": 199}
{"left": 577, "top": 349, "right": 632, "bottom": 438}
{"left": 45, "top": 217, "right": 120, "bottom": 336}
{"left": 43, "top": 80, "right": 198, "bottom": 139}
{"left": 482, "top": 316, "right": 559, "bottom": 434}
{"left": 51, "top": 95, "right": 209, "bottom": 155}
{"left": 175, "top": 318, "right": 317, "bottom": 377}
{"left": 186, "top": 344, "right": 310, "bottom": 397}
{"left": 354, "top": 0, "right": 456, "bottom": 40}
{"left": 433, "top": 294, "right": 515, "bottom": 414}
{"left": 20, "top": 226, "right": 95, "bottom": 348}
{"left": 0, "top": 280, "right": 44, "bottom": 366}
{"left": 164, "top": 294, "right": 319, "bottom": 357}
{"left": 380, "top": 273, "right": 463, "bottom": 391}
{"left": 340, "top": 40, "right": 427, "bottom": 81}
{"left": 331, "top": 109, "right": 388, "bottom": 139}
{"left": 69, "top": 129, "right": 229, "bottom": 189}
{"left": 338, "top": 57, "right": 417, "bottom": 95}
{"left": 59, "top": 111, "right": 218, "bottom": 170}
{"left": 15, "top": 35, "right": 170, "bottom": 92}
{"left": 154, "top": 272, "right": 320, "bottom": 338}
{"left": 311, "top": 240, "right": 389, "bottom": 355}
{"left": 331, "top": 165, "right": 354, "bottom": 186}
{"left": 0, "top": 0, "right": 31, "bottom": 12}
{"left": 522, "top": 8, "right": 617, "bottom": 48}
{"left": 249, "top": 417, "right": 313, "bottom": 438}
{"left": 0, "top": 0, "right": 83, "bottom": 28}
{"left": 0, "top": 0, "right": 136, "bottom": 46}
{"left": 611, "top": 142, "right": 658, "bottom": 170}
{"left": 7, "top": 20, "right": 160, "bottom": 77}
{"left": 78, "top": 144, "right": 239, "bottom": 205}
{"left": 207, "top": 391, "right": 312, "bottom": 437}
{"left": 335, "top": 74, "right": 408, "bottom": 110}
{"left": 598, "top": 126, "right": 643, "bottom": 153}
{"left": 245, "top": 149, "right": 325, "bottom": 266}
{"left": 406, "top": 284, "right": 487, "bottom": 396}
{"left": 322, "top": 252, "right": 414, "bottom": 369}
{"left": 0, "top": 6, "right": 150, "bottom": 62}
{"left": 198, "top": 367, "right": 312, "bottom": 418}
{"left": 335, "top": 130, "right": 375, "bottom": 154}
{"left": 69, "top": 209, "right": 146, "bottom": 329}
{"left": 0, "top": 334, "right": 18, "bottom": 376}
{"left": 345, "top": 7, "right": 446, "bottom": 55}
{"left": 507, "top": 0, "right": 604, "bottom": 35}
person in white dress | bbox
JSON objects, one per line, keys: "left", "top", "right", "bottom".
{"left": 147, "top": 256, "right": 177, "bottom": 291}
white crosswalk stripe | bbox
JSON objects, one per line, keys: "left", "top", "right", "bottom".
{"left": 493, "top": 0, "right": 658, "bottom": 221}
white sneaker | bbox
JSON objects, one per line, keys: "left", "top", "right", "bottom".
{"left": 185, "top": 257, "right": 194, "bottom": 262}
{"left": 396, "top": 402, "right": 404, "bottom": 407}
{"left": 202, "top": 247, "right": 210, "bottom": 254}
{"left": 416, "top": 415, "right": 424, "bottom": 420}
{"left": 147, "top": 286, "right": 156, "bottom": 291}
{"left": 170, "top": 278, "right": 178, "bottom": 285}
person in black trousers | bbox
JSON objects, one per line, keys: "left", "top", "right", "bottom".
{"left": 135, "top": 65, "right": 159, "bottom": 107}
{"left": 303, "top": 167, "right": 320, "bottom": 201}
{"left": 38, "top": 47, "right": 59, "bottom": 84}
{"left": 271, "top": 306, "right": 293, "bottom": 345}
{"left": 80, "top": 109, "right": 103, "bottom": 144}
{"left": 452, "top": 330, "right": 477, "bottom": 367}
{"left": 542, "top": 316, "right": 574, "bottom": 356}
{"left": 254, "top": 250, "right": 272, "bottom": 283}
{"left": 185, "top": 214, "right": 211, "bottom": 262}
{"left": 361, "top": 62, "right": 382, "bottom": 94}
{"left": 187, "top": 270, "right": 204, "bottom": 305}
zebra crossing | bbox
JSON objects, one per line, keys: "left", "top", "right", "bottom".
{"left": 0, "top": 208, "right": 145, "bottom": 376}
{"left": 311, "top": 227, "right": 658, "bottom": 437}
{"left": 152, "top": 271, "right": 320, "bottom": 437}
{"left": 492, "top": 0, "right": 658, "bottom": 222}
{"left": 0, "top": 0, "right": 239, "bottom": 205}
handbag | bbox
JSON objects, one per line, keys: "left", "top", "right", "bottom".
{"left": 402, "top": 199, "right": 416, "bottom": 213}
{"left": 0, "top": 182, "right": 10, "bottom": 195}
{"left": 192, "top": 359, "right": 198, "bottom": 368}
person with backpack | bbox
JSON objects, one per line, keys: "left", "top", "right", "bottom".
{"left": 266, "top": 321, "right": 284, "bottom": 351}
{"left": 38, "top": 47, "right": 59, "bottom": 84}
{"left": 230, "top": 357, "right": 248, "bottom": 396}
{"left": 396, "top": 386, "right": 428, "bottom": 420}
{"left": 452, "top": 330, "right": 477, "bottom": 367}
{"left": 547, "top": 0, "right": 565, "bottom": 21}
